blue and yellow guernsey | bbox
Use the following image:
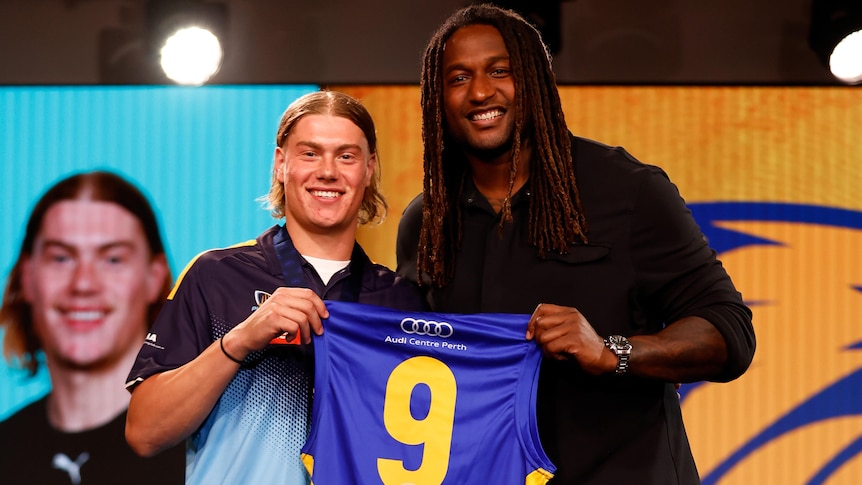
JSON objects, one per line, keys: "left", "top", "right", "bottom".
{"left": 126, "top": 225, "right": 425, "bottom": 485}
{"left": 301, "top": 301, "right": 555, "bottom": 485}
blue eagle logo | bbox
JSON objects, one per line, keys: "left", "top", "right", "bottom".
{"left": 681, "top": 202, "right": 862, "bottom": 484}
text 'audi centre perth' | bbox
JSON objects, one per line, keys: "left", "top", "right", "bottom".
{"left": 383, "top": 317, "right": 469, "bottom": 351}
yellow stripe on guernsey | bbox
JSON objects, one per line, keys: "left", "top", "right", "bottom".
{"left": 304, "top": 456, "right": 554, "bottom": 485}
{"left": 167, "top": 239, "right": 258, "bottom": 300}
{"left": 301, "top": 454, "right": 314, "bottom": 482}
{"left": 526, "top": 468, "right": 554, "bottom": 484}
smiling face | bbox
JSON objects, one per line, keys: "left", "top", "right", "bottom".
{"left": 442, "top": 24, "right": 517, "bottom": 161}
{"left": 276, "top": 113, "right": 376, "bottom": 241}
{"left": 21, "top": 200, "right": 167, "bottom": 370}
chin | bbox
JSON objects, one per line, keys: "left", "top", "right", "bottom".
{"left": 57, "top": 354, "right": 109, "bottom": 371}
{"left": 466, "top": 139, "right": 513, "bottom": 159}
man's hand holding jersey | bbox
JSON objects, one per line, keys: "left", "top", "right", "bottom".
{"left": 222, "top": 287, "right": 328, "bottom": 359}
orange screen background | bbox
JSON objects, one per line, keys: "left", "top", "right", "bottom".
{"left": 335, "top": 85, "right": 862, "bottom": 484}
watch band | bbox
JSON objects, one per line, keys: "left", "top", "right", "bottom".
{"left": 603, "top": 335, "right": 632, "bottom": 375}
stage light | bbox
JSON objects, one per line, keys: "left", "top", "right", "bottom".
{"left": 809, "top": 0, "right": 862, "bottom": 85}
{"left": 147, "top": 0, "right": 228, "bottom": 86}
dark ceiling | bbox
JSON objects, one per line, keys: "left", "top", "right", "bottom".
{"left": 0, "top": 0, "right": 846, "bottom": 86}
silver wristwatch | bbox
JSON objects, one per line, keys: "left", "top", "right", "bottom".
{"left": 603, "top": 335, "right": 632, "bottom": 375}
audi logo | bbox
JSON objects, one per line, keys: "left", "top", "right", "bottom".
{"left": 400, "top": 317, "right": 454, "bottom": 338}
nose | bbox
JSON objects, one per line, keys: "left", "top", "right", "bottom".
{"left": 70, "top": 259, "right": 101, "bottom": 294}
{"left": 468, "top": 75, "right": 494, "bottom": 104}
{"left": 317, "top": 155, "right": 338, "bottom": 180}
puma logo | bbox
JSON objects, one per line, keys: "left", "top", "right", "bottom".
{"left": 52, "top": 452, "right": 89, "bottom": 485}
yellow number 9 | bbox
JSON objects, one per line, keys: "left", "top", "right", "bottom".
{"left": 377, "top": 356, "right": 457, "bottom": 485}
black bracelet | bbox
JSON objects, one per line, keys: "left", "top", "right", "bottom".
{"left": 219, "top": 337, "right": 243, "bottom": 365}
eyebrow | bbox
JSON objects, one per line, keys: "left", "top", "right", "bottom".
{"left": 443, "top": 55, "right": 510, "bottom": 75}
{"left": 295, "top": 141, "right": 364, "bottom": 152}
{"left": 40, "top": 239, "right": 139, "bottom": 254}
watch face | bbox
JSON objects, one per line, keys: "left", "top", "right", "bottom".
{"left": 609, "top": 335, "right": 632, "bottom": 352}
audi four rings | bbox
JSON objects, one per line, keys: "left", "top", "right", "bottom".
{"left": 400, "top": 317, "right": 454, "bottom": 338}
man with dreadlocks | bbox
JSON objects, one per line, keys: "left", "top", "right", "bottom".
{"left": 396, "top": 4, "right": 755, "bottom": 484}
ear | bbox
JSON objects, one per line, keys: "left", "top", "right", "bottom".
{"left": 365, "top": 153, "right": 377, "bottom": 188}
{"left": 145, "top": 253, "right": 170, "bottom": 304}
{"left": 19, "top": 257, "right": 35, "bottom": 304}
{"left": 274, "top": 147, "right": 286, "bottom": 183}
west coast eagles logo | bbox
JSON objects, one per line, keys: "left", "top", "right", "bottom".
{"left": 681, "top": 202, "right": 862, "bottom": 485}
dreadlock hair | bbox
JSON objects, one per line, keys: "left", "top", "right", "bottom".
{"left": 418, "top": 3, "right": 588, "bottom": 287}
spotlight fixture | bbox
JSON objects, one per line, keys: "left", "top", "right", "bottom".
{"left": 809, "top": 0, "right": 862, "bottom": 85}
{"left": 147, "top": 0, "right": 228, "bottom": 86}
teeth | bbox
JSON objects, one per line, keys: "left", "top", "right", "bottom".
{"left": 472, "top": 110, "right": 503, "bottom": 121}
{"left": 67, "top": 311, "right": 104, "bottom": 321}
{"left": 311, "top": 190, "right": 340, "bottom": 198}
